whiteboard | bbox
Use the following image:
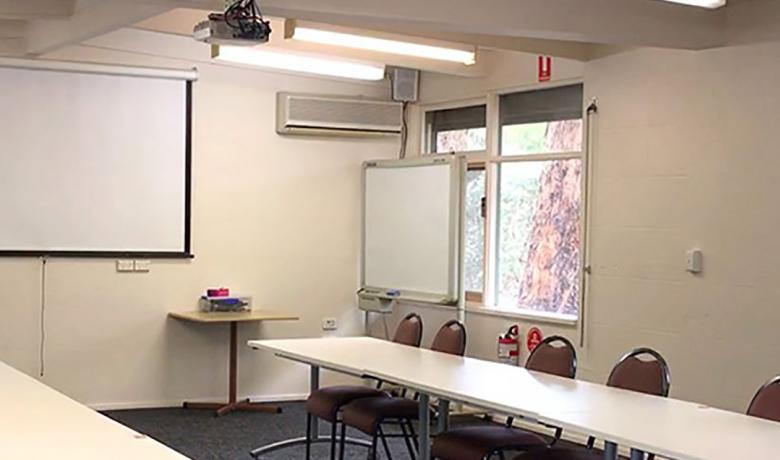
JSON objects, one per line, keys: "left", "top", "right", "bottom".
{"left": 0, "top": 64, "right": 190, "bottom": 256}
{"left": 362, "top": 158, "right": 461, "bottom": 303}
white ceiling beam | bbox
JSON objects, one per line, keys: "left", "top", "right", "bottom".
{"left": 0, "top": 0, "right": 75, "bottom": 20}
{"left": 24, "top": 0, "right": 175, "bottom": 55}
{"left": 258, "top": 0, "right": 725, "bottom": 50}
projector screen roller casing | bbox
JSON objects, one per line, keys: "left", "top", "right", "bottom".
{"left": 0, "top": 65, "right": 192, "bottom": 257}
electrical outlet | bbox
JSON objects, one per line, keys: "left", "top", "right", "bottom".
{"left": 134, "top": 260, "right": 151, "bottom": 272}
{"left": 322, "top": 318, "right": 338, "bottom": 331}
{"left": 116, "top": 260, "right": 134, "bottom": 272}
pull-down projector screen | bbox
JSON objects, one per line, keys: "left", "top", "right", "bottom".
{"left": 0, "top": 63, "right": 193, "bottom": 257}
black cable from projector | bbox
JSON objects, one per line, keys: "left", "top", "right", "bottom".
{"left": 399, "top": 101, "right": 409, "bottom": 159}
{"left": 223, "top": 0, "right": 271, "bottom": 40}
{"left": 39, "top": 257, "right": 48, "bottom": 377}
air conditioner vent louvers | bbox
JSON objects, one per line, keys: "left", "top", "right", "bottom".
{"left": 277, "top": 93, "right": 403, "bottom": 136}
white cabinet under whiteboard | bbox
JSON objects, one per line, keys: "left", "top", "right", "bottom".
{"left": 361, "top": 157, "right": 462, "bottom": 304}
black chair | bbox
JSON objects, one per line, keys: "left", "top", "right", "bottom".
{"left": 747, "top": 375, "right": 780, "bottom": 422}
{"left": 517, "top": 347, "right": 670, "bottom": 460}
{"left": 304, "top": 313, "right": 423, "bottom": 460}
{"left": 584, "top": 347, "right": 670, "bottom": 460}
{"left": 432, "top": 336, "right": 577, "bottom": 460}
{"left": 340, "top": 320, "right": 468, "bottom": 460}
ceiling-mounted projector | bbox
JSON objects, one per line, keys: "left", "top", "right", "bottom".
{"left": 193, "top": 0, "right": 272, "bottom": 46}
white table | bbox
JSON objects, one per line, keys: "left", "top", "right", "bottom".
{"left": 0, "top": 361, "right": 188, "bottom": 460}
{"left": 249, "top": 337, "right": 780, "bottom": 460}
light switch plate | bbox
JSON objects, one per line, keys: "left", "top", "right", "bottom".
{"left": 116, "top": 260, "right": 134, "bottom": 272}
{"left": 134, "top": 260, "right": 151, "bottom": 272}
{"left": 686, "top": 249, "right": 703, "bottom": 274}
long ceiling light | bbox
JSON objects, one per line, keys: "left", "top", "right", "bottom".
{"left": 290, "top": 27, "right": 477, "bottom": 65}
{"left": 660, "top": 0, "right": 726, "bottom": 8}
{"left": 212, "top": 45, "right": 386, "bottom": 81}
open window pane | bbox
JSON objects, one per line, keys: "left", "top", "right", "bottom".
{"left": 426, "top": 104, "right": 487, "bottom": 153}
{"left": 464, "top": 168, "right": 485, "bottom": 295}
{"left": 495, "top": 159, "right": 581, "bottom": 316}
{"left": 499, "top": 84, "right": 583, "bottom": 156}
{"left": 437, "top": 128, "right": 487, "bottom": 153}
{"left": 501, "top": 119, "right": 583, "bottom": 155}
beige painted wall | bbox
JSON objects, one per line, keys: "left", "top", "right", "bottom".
{"left": 394, "top": 42, "right": 780, "bottom": 414}
{"left": 0, "top": 33, "right": 397, "bottom": 408}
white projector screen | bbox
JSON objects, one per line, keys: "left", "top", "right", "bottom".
{"left": 362, "top": 158, "right": 461, "bottom": 303}
{"left": 0, "top": 65, "right": 191, "bottom": 257}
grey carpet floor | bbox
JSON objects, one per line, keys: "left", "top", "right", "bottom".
{"left": 103, "top": 402, "right": 583, "bottom": 460}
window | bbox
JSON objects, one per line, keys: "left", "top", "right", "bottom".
{"left": 500, "top": 84, "right": 583, "bottom": 155}
{"left": 464, "top": 165, "right": 486, "bottom": 302}
{"left": 425, "top": 104, "right": 486, "bottom": 153}
{"left": 420, "top": 85, "right": 585, "bottom": 319}
{"left": 493, "top": 84, "right": 583, "bottom": 317}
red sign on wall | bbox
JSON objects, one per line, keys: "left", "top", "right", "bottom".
{"left": 527, "top": 327, "right": 544, "bottom": 352}
{"left": 538, "top": 55, "right": 552, "bottom": 82}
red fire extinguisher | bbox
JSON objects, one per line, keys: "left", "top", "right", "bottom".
{"left": 497, "top": 325, "right": 521, "bottom": 365}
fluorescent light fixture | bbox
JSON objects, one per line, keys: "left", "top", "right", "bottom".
{"left": 291, "top": 27, "right": 477, "bottom": 65}
{"left": 212, "top": 45, "right": 386, "bottom": 81}
{"left": 660, "top": 0, "right": 726, "bottom": 8}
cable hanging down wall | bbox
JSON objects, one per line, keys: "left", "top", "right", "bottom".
{"left": 39, "top": 257, "right": 47, "bottom": 377}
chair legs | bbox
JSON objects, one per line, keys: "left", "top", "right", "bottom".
{"left": 339, "top": 421, "right": 347, "bottom": 460}
{"left": 331, "top": 420, "right": 338, "bottom": 460}
{"left": 399, "top": 419, "right": 416, "bottom": 460}
{"left": 306, "top": 412, "right": 313, "bottom": 460}
{"left": 378, "top": 425, "right": 394, "bottom": 460}
{"left": 370, "top": 432, "right": 379, "bottom": 460}
{"left": 338, "top": 419, "right": 419, "bottom": 460}
{"left": 407, "top": 419, "right": 419, "bottom": 451}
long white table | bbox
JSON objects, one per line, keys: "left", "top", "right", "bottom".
{"left": 248, "top": 337, "right": 780, "bottom": 460}
{"left": 0, "top": 362, "right": 188, "bottom": 460}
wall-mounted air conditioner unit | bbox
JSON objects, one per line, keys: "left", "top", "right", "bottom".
{"left": 276, "top": 92, "right": 402, "bottom": 136}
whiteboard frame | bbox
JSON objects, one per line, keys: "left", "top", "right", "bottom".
{"left": 360, "top": 156, "right": 463, "bottom": 304}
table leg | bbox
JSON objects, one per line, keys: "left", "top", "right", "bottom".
{"left": 629, "top": 448, "right": 645, "bottom": 460}
{"left": 419, "top": 393, "right": 431, "bottom": 460}
{"left": 310, "top": 365, "right": 320, "bottom": 441}
{"left": 183, "top": 321, "right": 281, "bottom": 417}
{"left": 249, "top": 364, "right": 372, "bottom": 459}
{"left": 436, "top": 399, "right": 450, "bottom": 433}
{"left": 603, "top": 441, "right": 618, "bottom": 460}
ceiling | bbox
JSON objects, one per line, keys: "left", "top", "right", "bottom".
{"left": 1, "top": 0, "right": 779, "bottom": 67}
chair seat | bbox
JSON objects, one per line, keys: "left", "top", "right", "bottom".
{"left": 341, "top": 396, "right": 421, "bottom": 435}
{"left": 305, "top": 385, "right": 387, "bottom": 422}
{"left": 513, "top": 447, "right": 602, "bottom": 460}
{"left": 432, "top": 425, "right": 547, "bottom": 460}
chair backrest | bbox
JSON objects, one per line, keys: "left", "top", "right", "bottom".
{"left": 525, "top": 335, "right": 577, "bottom": 378}
{"left": 430, "top": 320, "right": 467, "bottom": 356}
{"left": 392, "top": 313, "right": 423, "bottom": 347}
{"left": 747, "top": 376, "right": 780, "bottom": 422}
{"left": 607, "top": 347, "right": 671, "bottom": 397}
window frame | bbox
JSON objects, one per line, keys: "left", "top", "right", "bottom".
{"left": 425, "top": 80, "right": 588, "bottom": 325}
{"left": 421, "top": 97, "right": 489, "bottom": 156}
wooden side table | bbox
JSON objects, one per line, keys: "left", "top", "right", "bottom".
{"left": 168, "top": 310, "right": 299, "bottom": 417}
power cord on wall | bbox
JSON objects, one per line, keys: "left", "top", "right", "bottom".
{"left": 399, "top": 101, "right": 409, "bottom": 159}
{"left": 39, "top": 257, "right": 48, "bottom": 377}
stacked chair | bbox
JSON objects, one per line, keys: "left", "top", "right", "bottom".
{"left": 431, "top": 335, "right": 578, "bottom": 460}
{"left": 340, "top": 319, "right": 468, "bottom": 460}
{"left": 303, "top": 312, "right": 423, "bottom": 460}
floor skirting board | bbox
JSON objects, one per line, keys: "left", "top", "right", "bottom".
{"left": 90, "top": 393, "right": 308, "bottom": 411}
